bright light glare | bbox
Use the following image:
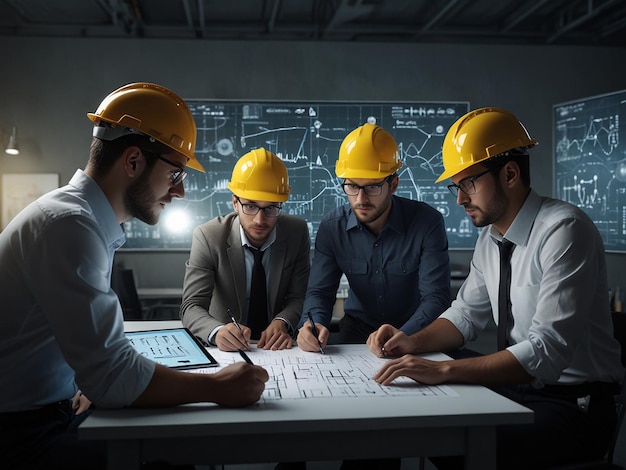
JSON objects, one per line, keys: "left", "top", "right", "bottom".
{"left": 162, "top": 208, "right": 191, "bottom": 234}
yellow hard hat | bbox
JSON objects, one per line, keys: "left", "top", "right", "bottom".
{"left": 335, "top": 123, "right": 402, "bottom": 178}
{"left": 436, "top": 107, "right": 537, "bottom": 183}
{"left": 228, "top": 148, "right": 291, "bottom": 202}
{"left": 87, "top": 82, "right": 204, "bottom": 172}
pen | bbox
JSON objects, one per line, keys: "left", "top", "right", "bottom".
{"left": 228, "top": 308, "right": 243, "bottom": 333}
{"left": 238, "top": 348, "right": 254, "bottom": 365}
{"left": 228, "top": 308, "right": 249, "bottom": 350}
{"left": 307, "top": 311, "right": 325, "bottom": 355}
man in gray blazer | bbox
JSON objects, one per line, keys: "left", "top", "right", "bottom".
{"left": 181, "top": 148, "right": 310, "bottom": 351}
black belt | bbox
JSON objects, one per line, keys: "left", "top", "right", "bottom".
{"left": 541, "top": 381, "right": 619, "bottom": 397}
{"left": 0, "top": 400, "right": 73, "bottom": 425}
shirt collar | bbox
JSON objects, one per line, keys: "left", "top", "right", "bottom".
{"left": 69, "top": 169, "right": 126, "bottom": 250}
{"left": 239, "top": 223, "right": 277, "bottom": 251}
{"left": 489, "top": 189, "right": 541, "bottom": 247}
{"left": 346, "top": 196, "right": 403, "bottom": 234}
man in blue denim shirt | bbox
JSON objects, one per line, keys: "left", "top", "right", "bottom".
{"left": 297, "top": 123, "right": 450, "bottom": 351}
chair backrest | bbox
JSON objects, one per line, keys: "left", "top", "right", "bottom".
{"left": 549, "top": 313, "right": 626, "bottom": 469}
{"left": 111, "top": 267, "right": 144, "bottom": 320}
{"left": 608, "top": 311, "right": 626, "bottom": 464}
{"left": 612, "top": 311, "right": 626, "bottom": 367}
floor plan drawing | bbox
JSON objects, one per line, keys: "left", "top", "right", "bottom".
{"left": 194, "top": 346, "right": 458, "bottom": 401}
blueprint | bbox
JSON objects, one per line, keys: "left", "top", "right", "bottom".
{"left": 554, "top": 89, "right": 626, "bottom": 252}
{"left": 121, "top": 100, "right": 474, "bottom": 250}
{"left": 192, "top": 346, "right": 457, "bottom": 401}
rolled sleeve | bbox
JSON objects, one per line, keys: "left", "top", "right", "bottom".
{"left": 29, "top": 215, "right": 154, "bottom": 407}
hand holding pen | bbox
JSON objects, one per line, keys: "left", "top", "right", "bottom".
{"left": 307, "top": 312, "right": 325, "bottom": 354}
{"left": 227, "top": 308, "right": 250, "bottom": 351}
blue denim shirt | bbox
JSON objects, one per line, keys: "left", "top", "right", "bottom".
{"left": 301, "top": 195, "right": 450, "bottom": 335}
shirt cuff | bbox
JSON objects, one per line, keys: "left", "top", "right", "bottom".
{"left": 274, "top": 317, "right": 294, "bottom": 337}
{"left": 208, "top": 325, "right": 224, "bottom": 346}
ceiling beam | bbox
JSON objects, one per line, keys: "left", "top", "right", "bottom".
{"left": 601, "top": 5, "right": 626, "bottom": 37}
{"left": 323, "top": 0, "right": 375, "bottom": 35}
{"left": 181, "top": 0, "right": 194, "bottom": 30}
{"left": 267, "top": 0, "right": 282, "bottom": 33}
{"left": 197, "top": 0, "right": 206, "bottom": 36}
{"left": 547, "top": 0, "right": 622, "bottom": 43}
{"left": 419, "top": 0, "right": 462, "bottom": 33}
{"left": 94, "top": 0, "right": 137, "bottom": 35}
{"left": 500, "top": 0, "right": 552, "bottom": 33}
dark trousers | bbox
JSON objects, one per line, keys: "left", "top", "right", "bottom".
{"left": 431, "top": 381, "right": 618, "bottom": 470}
{"left": 0, "top": 399, "right": 106, "bottom": 470}
{"left": 0, "top": 400, "right": 197, "bottom": 470}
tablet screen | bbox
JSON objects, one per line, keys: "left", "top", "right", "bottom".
{"left": 125, "top": 328, "right": 218, "bottom": 369}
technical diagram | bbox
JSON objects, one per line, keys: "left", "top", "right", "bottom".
{"left": 198, "top": 346, "right": 458, "bottom": 402}
{"left": 122, "top": 101, "right": 475, "bottom": 250}
{"left": 554, "top": 89, "right": 626, "bottom": 252}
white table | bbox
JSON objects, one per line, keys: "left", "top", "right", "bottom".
{"left": 79, "top": 321, "right": 533, "bottom": 470}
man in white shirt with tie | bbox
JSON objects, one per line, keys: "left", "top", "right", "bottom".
{"left": 368, "top": 107, "right": 624, "bottom": 469}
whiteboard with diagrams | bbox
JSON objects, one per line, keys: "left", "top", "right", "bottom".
{"left": 554, "top": 89, "right": 626, "bottom": 252}
{"left": 121, "top": 100, "right": 474, "bottom": 250}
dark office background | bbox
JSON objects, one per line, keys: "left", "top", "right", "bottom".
{"left": 0, "top": 2, "right": 625, "bottom": 468}
{"left": 1, "top": 35, "right": 626, "bottom": 290}
{"left": 1, "top": 1, "right": 626, "bottom": 290}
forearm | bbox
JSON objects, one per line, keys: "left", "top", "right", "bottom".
{"left": 131, "top": 364, "right": 217, "bottom": 407}
{"left": 410, "top": 318, "right": 465, "bottom": 354}
{"left": 276, "top": 299, "right": 304, "bottom": 333}
{"left": 401, "top": 295, "right": 451, "bottom": 335}
{"left": 301, "top": 290, "right": 337, "bottom": 327}
{"left": 180, "top": 303, "right": 220, "bottom": 341}
{"left": 444, "top": 349, "right": 533, "bottom": 386}
{"left": 132, "top": 362, "right": 268, "bottom": 408}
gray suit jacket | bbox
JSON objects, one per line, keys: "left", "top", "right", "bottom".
{"left": 180, "top": 212, "right": 310, "bottom": 342}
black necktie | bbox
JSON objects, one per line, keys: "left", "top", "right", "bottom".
{"left": 497, "top": 239, "right": 515, "bottom": 351}
{"left": 246, "top": 246, "right": 268, "bottom": 340}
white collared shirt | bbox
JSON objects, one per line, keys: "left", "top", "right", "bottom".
{"left": 441, "top": 190, "right": 624, "bottom": 387}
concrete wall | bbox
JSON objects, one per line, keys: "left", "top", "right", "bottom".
{"left": 1, "top": 37, "right": 625, "bottom": 291}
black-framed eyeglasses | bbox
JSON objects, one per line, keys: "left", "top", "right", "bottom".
{"left": 141, "top": 149, "right": 188, "bottom": 185}
{"left": 447, "top": 169, "right": 491, "bottom": 197}
{"left": 342, "top": 175, "right": 394, "bottom": 197}
{"left": 235, "top": 196, "right": 282, "bottom": 218}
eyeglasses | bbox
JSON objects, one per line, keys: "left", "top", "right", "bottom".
{"left": 141, "top": 149, "right": 188, "bottom": 185}
{"left": 342, "top": 175, "right": 394, "bottom": 197}
{"left": 235, "top": 196, "right": 282, "bottom": 218}
{"left": 447, "top": 169, "right": 491, "bottom": 197}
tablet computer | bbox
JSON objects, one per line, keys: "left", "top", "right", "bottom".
{"left": 125, "top": 327, "right": 218, "bottom": 370}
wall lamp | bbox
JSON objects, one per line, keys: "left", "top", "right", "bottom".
{"left": 5, "top": 126, "right": 19, "bottom": 155}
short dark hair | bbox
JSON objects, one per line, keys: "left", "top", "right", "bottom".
{"left": 88, "top": 134, "right": 170, "bottom": 177}
{"left": 480, "top": 148, "right": 531, "bottom": 187}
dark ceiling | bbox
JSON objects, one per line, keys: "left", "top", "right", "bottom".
{"left": 1, "top": 0, "right": 626, "bottom": 47}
